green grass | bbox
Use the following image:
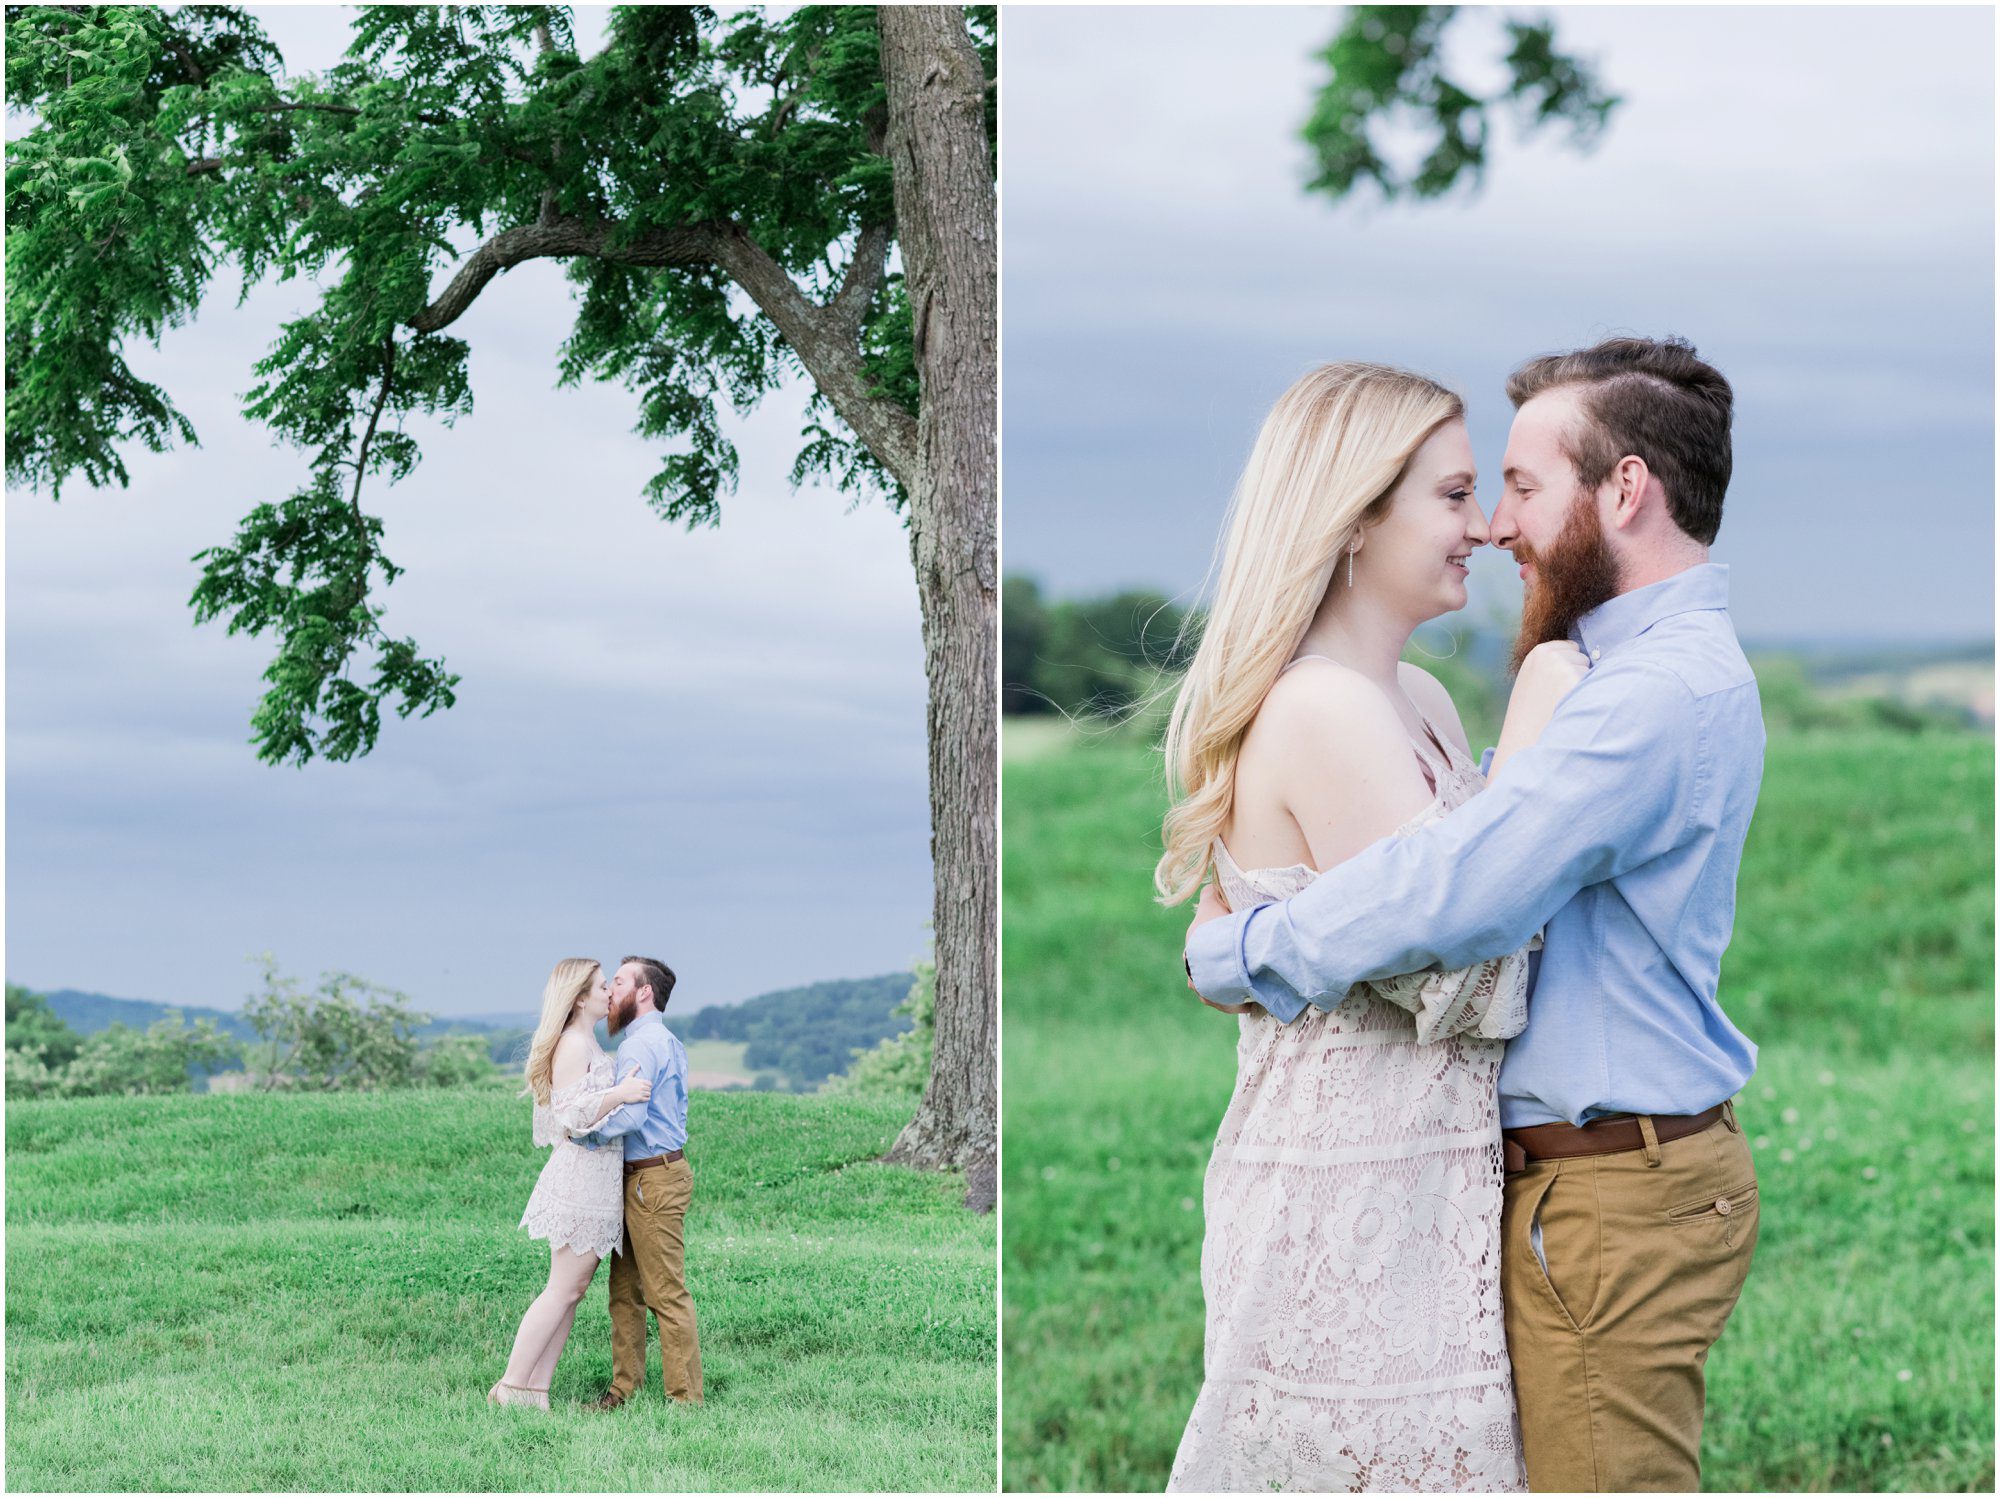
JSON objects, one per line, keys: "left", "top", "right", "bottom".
{"left": 1001, "top": 728, "right": 1994, "bottom": 1492}
{"left": 7, "top": 1089, "right": 995, "bottom": 1491}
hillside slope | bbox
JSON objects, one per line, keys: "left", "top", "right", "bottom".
{"left": 6, "top": 1089, "right": 994, "bottom": 1491}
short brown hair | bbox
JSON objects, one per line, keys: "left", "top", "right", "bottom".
{"left": 621, "top": 955, "right": 677, "bottom": 1012}
{"left": 1506, "top": 336, "right": 1733, "bottom": 544}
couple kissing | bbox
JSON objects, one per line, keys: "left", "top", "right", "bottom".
{"left": 490, "top": 956, "right": 702, "bottom": 1412}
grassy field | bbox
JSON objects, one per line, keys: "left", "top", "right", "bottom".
{"left": 1001, "top": 726, "right": 1994, "bottom": 1492}
{"left": 6, "top": 1090, "right": 995, "bottom": 1491}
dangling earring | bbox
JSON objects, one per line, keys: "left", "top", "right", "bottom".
{"left": 1347, "top": 542, "right": 1357, "bottom": 588}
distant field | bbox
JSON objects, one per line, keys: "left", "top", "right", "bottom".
{"left": 684, "top": 1038, "right": 758, "bottom": 1089}
{"left": 7, "top": 1090, "right": 995, "bottom": 1491}
{"left": 1001, "top": 727, "right": 1994, "bottom": 1492}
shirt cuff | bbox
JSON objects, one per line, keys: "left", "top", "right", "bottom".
{"left": 1187, "top": 903, "right": 1263, "bottom": 1007}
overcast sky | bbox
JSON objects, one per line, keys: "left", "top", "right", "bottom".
{"left": 7, "top": 7, "right": 934, "bottom": 1016}
{"left": 1002, "top": 5, "right": 1996, "bottom": 645}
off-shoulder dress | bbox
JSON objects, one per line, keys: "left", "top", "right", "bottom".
{"left": 518, "top": 1038, "right": 626, "bottom": 1261}
{"left": 1169, "top": 693, "right": 1538, "bottom": 1493}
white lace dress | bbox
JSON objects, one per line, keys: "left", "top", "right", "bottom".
{"left": 1169, "top": 725, "right": 1535, "bottom": 1494}
{"left": 518, "top": 1042, "right": 626, "bottom": 1260}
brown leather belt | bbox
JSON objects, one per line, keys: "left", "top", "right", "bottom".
{"left": 1503, "top": 1103, "right": 1729, "bottom": 1176}
{"left": 624, "top": 1150, "right": 684, "bottom": 1175}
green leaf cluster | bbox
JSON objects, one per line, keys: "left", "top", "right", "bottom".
{"left": 5, "top": 984, "right": 240, "bottom": 1097}
{"left": 1304, "top": 6, "right": 1618, "bottom": 201}
{"left": 6, "top": 983, "right": 83, "bottom": 1071}
{"left": 412, "top": 1031, "right": 503, "bottom": 1087}
{"left": 241, "top": 954, "right": 427, "bottom": 1090}
{"left": 825, "top": 953, "right": 934, "bottom": 1099}
{"left": 7, "top": 4, "right": 994, "bottom": 763}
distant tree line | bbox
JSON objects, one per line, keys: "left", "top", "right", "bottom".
{"left": 1006, "top": 575, "right": 1984, "bottom": 743}
{"left": 680, "top": 972, "right": 916, "bottom": 1090}
{"left": 825, "top": 958, "right": 935, "bottom": 1099}
{"left": 6, "top": 985, "right": 238, "bottom": 1099}
{"left": 1003, "top": 577, "right": 1199, "bottom": 718}
{"left": 1006, "top": 575, "right": 1508, "bottom": 742}
{"left": 5, "top": 960, "right": 498, "bottom": 1099}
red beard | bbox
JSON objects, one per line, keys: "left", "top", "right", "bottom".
{"left": 607, "top": 991, "right": 639, "bottom": 1035}
{"left": 1511, "top": 495, "right": 1622, "bottom": 673}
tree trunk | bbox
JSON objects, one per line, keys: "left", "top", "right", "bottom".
{"left": 877, "top": 6, "right": 997, "bottom": 1207}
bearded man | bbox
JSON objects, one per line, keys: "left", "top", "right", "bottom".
{"left": 1187, "top": 335, "right": 1765, "bottom": 1492}
{"left": 584, "top": 955, "right": 701, "bottom": 1409}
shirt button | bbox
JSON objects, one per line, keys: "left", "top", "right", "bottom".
{"left": 1589, "top": 649, "right": 1602, "bottom": 662}
{"left": 1715, "top": 1197, "right": 1733, "bottom": 1216}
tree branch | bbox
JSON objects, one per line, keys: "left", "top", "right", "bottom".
{"left": 405, "top": 219, "right": 726, "bottom": 334}
{"left": 710, "top": 224, "right": 919, "bottom": 489}
{"left": 405, "top": 216, "right": 919, "bottom": 489}
{"left": 828, "top": 220, "right": 892, "bottom": 332}
{"left": 350, "top": 336, "right": 396, "bottom": 532}
{"left": 243, "top": 100, "right": 456, "bottom": 127}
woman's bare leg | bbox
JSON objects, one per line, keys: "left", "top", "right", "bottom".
{"left": 495, "top": 1246, "right": 601, "bottom": 1406}
{"left": 526, "top": 1297, "right": 583, "bottom": 1394}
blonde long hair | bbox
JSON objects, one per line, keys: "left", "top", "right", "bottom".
{"left": 520, "top": 958, "right": 602, "bottom": 1105}
{"left": 1156, "top": 363, "right": 1464, "bottom": 905}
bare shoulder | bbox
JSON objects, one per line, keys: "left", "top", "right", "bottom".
{"left": 1247, "top": 657, "right": 1419, "bottom": 776}
{"left": 550, "top": 1030, "right": 588, "bottom": 1086}
{"left": 1397, "top": 660, "right": 1473, "bottom": 755}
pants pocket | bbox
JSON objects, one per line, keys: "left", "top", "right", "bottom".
{"left": 1530, "top": 1167, "right": 1605, "bottom": 1332}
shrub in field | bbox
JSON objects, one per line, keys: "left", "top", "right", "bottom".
{"left": 6, "top": 1046, "right": 61, "bottom": 1099}
{"left": 5, "top": 985, "right": 82, "bottom": 1072}
{"left": 829, "top": 959, "right": 935, "bottom": 1099}
{"left": 6, "top": 985, "right": 238, "bottom": 1098}
{"left": 60, "top": 1013, "right": 240, "bottom": 1097}
{"left": 414, "top": 1033, "right": 501, "bottom": 1088}
{"left": 242, "top": 957, "right": 425, "bottom": 1091}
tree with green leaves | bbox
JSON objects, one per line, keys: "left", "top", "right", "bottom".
{"left": 7, "top": 5, "right": 995, "bottom": 1181}
{"left": 1304, "top": 6, "right": 1617, "bottom": 203}
{"left": 61, "top": 1010, "right": 242, "bottom": 1096}
{"left": 5, "top": 983, "right": 84, "bottom": 1071}
{"left": 241, "top": 957, "right": 425, "bottom": 1090}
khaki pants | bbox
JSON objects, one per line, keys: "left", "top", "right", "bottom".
{"left": 608, "top": 1156, "right": 703, "bottom": 1403}
{"left": 1502, "top": 1112, "right": 1758, "bottom": 1492}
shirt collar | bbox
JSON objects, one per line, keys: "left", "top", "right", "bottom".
{"left": 621, "top": 1010, "right": 664, "bottom": 1038}
{"left": 1572, "top": 562, "right": 1731, "bottom": 658}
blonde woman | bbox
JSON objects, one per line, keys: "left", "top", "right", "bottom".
{"left": 1160, "top": 365, "right": 1586, "bottom": 1492}
{"left": 489, "top": 959, "right": 651, "bottom": 1409}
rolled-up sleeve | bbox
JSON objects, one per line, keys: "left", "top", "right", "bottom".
{"left": 1187, "top": 661, "right": 1702, "bottom": 1016}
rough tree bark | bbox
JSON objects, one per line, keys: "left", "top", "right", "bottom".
{"left": 877, "top": 5, "right": 998, "bottom": 1208}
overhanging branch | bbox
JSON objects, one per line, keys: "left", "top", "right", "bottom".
{"left": 407, "top": 216, "right": 919, "bottom": 488}
{"left": 406, "top": 220, "right": 725, "bottom": 333}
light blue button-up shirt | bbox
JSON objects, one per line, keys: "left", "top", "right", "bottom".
{"left": 585, "top": 1011, "right": 690, "bottom": 1157}
{"left": 1187, "top": 563, "right": 1763, "bottom": 1128}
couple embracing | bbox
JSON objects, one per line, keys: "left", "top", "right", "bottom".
{"left": 488, "top": 956, "right": 702, "bottom": 1411}
{"left": 1170, "top": 337, "right": 1763, "bottom": 1492}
